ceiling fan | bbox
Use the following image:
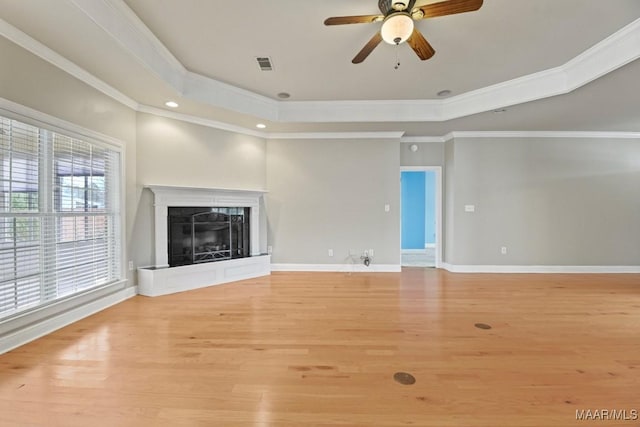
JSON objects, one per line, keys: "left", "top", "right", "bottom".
{"left": 324, "top": 0, "right": 483, "bottom": 64}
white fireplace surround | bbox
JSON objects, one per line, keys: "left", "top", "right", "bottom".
{"left": 146, "top": 185, "right": 266, "bottom": 268}
{"left": 138, "top": 185, "right": 270, "bottom": 297}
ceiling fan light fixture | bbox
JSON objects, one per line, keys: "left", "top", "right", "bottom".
{"left": 381, "top": 12, "right": 414, "bottom": 45}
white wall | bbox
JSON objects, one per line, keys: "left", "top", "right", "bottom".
{"left": 266, "top": 138, "right": 401, "bottom": 268}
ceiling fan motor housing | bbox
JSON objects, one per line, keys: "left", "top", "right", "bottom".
{"left": 379, "top": 0, "right": 416, "bottom": 14}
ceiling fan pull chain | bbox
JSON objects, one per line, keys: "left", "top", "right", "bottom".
{"left": 394, "top": 44, "right": 401, "bottom": 70}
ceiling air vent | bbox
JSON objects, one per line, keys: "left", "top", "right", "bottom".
{"left": 256, "top": 57, "right": 273, "bottom": 71}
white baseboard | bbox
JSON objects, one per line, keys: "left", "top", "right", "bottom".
{"left": 271, "top": 263, "right": 402, "bottom": 273}
{"left": 0, "top": 286, "right": 137, "bottom": 355}
{"left": 441, "top": 263, "right": 640, "bottom": 273}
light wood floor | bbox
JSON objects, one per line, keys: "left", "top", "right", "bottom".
{"left": 1, "top": 269, "right": 639, "bottom": 426}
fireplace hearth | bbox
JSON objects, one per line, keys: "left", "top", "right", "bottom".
{"left": 138, "top": 186, "right": 270, "bottom": 297}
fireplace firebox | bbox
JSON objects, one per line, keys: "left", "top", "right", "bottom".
{"left": 168, "top": 207, "right": 250, "bottom": 267}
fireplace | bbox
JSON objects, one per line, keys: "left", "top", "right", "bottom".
{"left": 138, "top": 185, "right": 270, "bottom": 297}
{"left": 168, "top": 206, "right": 250, "bottom": 267}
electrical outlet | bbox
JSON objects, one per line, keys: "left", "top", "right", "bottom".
{"left": 328, "top": 249, "right": 334, "bottom": 257}
{"left": 369, "top": 249, "right": 374, "bottom": 257}
{"left": 267, "top": 245, "right": 273, "bottom": 254}
{"left": 501, "top": 246, "right": 507, "bottom": 255}
{"left": 128, "top": 260, "right": 134, "bottom": 271}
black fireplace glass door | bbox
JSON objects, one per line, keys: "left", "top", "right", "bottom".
{"left": 168, "top": 207, "right": 250, "bottom": 267}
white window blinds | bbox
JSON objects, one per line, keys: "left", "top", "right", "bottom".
{"left": 0, "top": 115, "right": 121, "bottom": 319}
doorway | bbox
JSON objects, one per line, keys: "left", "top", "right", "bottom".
{"left": 400, "top": 167, "right": 442, "bottom": 268}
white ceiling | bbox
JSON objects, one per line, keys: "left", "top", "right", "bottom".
{"left": 1, "top": 0, "right": 640, "bottom": 136}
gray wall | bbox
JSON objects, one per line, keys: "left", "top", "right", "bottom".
{"left": 267, "top": 139, "right": 401, "bottom": 265}
{"left": 447, "top": 137, "right": 640, "bottom": 265}
{"left": 4, "top": 35, "right": 639, "bottom": 272}
{"left": 0, "top": 36, "right": 138, "bottom": 283}
{"left": 134, "top": 113, "right": 267, "bottom": 267}
{"left": 444, "top": 140, "right": 456, "bottom": 263}
{"left": 400, "top": 142, "right": 445, "bottom": 167}
{"left": 135, "top": 113, "right": 266, "bottom": 189}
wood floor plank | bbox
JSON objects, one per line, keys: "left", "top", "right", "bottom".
{"left": 1, "top": 269, "right": 639, "bottom": 426}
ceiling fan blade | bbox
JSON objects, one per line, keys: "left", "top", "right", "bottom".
{"left": 418, "top": 0, "right": 483, "bottom": 19}
{"left": 352, "top": 32, "right": 383, "bottom": 64}
{"left": 407, "top": 29, "right": 435, "bottom": 60}
{"left": 324, "top": 15, "right": 383, "bottom": 25}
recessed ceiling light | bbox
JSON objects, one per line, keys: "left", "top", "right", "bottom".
{"left": 437, "top": 89, "right": 452, "bottom": 97}
{"left": 493, "top": 108, "right": 507, "bottom": 113}
{"left": 277, "top": 92, "right": 291, "bottom": 99}
{"left": 256, "top": 123, "right": 267, "bottom": 129}
{"left": 165, "top": 101, "right": 179, "bottom": 108}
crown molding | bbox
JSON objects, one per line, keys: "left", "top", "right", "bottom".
{"left": 449, "top": 131, "right": 640, "bottom": 140}
{"left": 400, "top": 131, "right": 640, "bottom": 143}
{"left": 138, "top": 105, "right": 405, "bottom": 139}
{"left": 0, "top": 17, "right": 139, "bottom": 110}
{"left": 64, "top": 2, "right": 640, "bottom": 123}
{"left": 3, "top": 9, "right": 640, "bottom": 141}
{"left": 183, "top": 71, "right": 278, "bottom": 121}
{"left": 69, "top": 0, "right": 187, "bottom": 92}
{"left": 138, "top": 110, "right": 640, "bottom": 141}
{"left": 277, "top": 99, "right": 443, "bottom": 122}
{"left": 400, "top": 136, "right": 447, "bottom": 143}
{"left": 564, "top": 14, "right": 640, "bottom": 92}
{"left": 4, "top": 1, "right": 640, "bottom": 126}
{"left": 71, "top": 0, "right": 278, "bottom": 120}
{"left": 0, "top": 96, "right": 126, "bottom": 149}
{"left": 137, "top": 105, "right": 267, "bottom": 139}
{"left": 267, "top": 131, "right": 405, "bottom": 140}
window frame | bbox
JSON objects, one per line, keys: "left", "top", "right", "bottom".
{"left": 0, "top": 98, "right": 126, "bottom": 327}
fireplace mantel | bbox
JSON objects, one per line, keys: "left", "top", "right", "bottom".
{"left": 139, "top": 185, "right": 270, "bottom": 297}
{"left": 146, "top": 185, "right": 267, "bottom": 268}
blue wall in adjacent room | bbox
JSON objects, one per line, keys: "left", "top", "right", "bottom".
{"left": 401, "top": 171, "right": 426, "bottom": 249}
{"left": 401, "top": 171, "right": 435, "bottom": 250}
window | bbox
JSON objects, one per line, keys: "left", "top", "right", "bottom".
{"left": 0, "top": 115, "right": 121, "bottom": 319}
